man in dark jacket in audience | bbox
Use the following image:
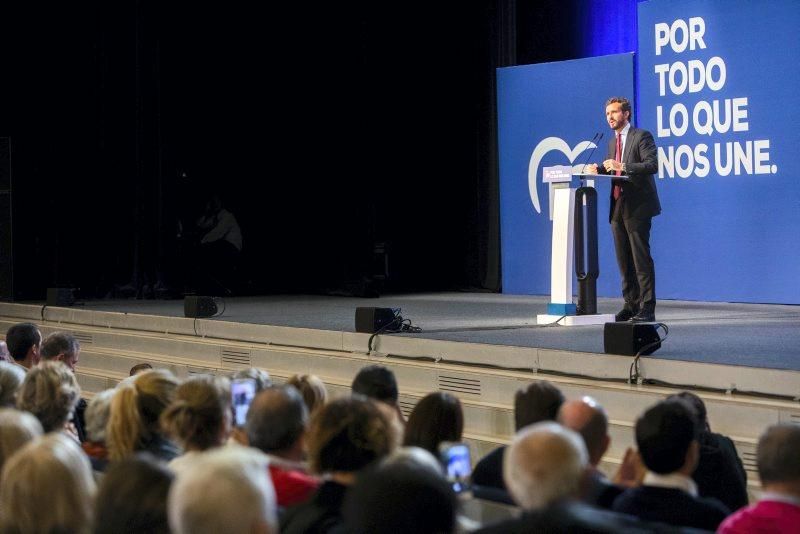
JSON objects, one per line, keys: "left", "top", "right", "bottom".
{"left": 669, "top": 391, "right": 749, "bottom": 512}
{"left": 612, "top": 399, "right": 731, "bottom": 530}
{"left": 471, "top": 381, "right": 564, "bottom": 496}
{"left": 558, "top": 396, "right": 624, "bottom": 508}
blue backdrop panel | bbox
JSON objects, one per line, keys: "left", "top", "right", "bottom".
{"left": 638, "top": 0, "right": 800, "bottom": 303}
{"left": 498, "top": 54, "right": 634, "bottom": 296}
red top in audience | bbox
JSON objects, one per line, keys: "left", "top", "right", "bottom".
{"left": 269, "top": 464, "right": 319, "bottom": 508}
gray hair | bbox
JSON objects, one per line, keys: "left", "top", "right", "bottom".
{"left": 0, "top": 361, "right": 26, "bottom": 407}
{"left": 168, "top": 446, "right": 276, "bottom": 534}
{"left": 85, "top": 389, "right": 115, "bottom": 443}
{"left": 503, "top": 422, "right": 588, "bottom": 511}
{"left": 231, "top": 368, "right": 271, "bottom": 393}
{"left": 40, "top": 332, "right": 81, "bottom": 360}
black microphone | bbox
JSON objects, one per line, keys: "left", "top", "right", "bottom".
{"left": 579, "top": 132, "right": 604, "bottom": 174}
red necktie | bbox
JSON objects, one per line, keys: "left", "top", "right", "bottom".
{"left": 613, "top": 132, "right": 622, "bottom": 200}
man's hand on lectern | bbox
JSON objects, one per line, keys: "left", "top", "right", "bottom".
{"left": 603, "top": 159, "right": 623, "bottom": 173}
{"left": 584, "top": 163, "right": 599, "bottom": 174}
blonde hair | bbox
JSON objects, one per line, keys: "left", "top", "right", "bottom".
{"left": 161, "top": 375, "right": 231, "bottom": 451}
{"left": 107, "top": 369, "right": 179, "bottom": 461}
{"left": 287, "top": 374, "right": 328, "bottom": 416}
{"left": 0, "top": 408, "right": 43, "bottom": 472}
{"left": 16, "top": 360, "right": 81, "bottom": 432}
{"left": 0, "top": 361, "right": 26, "bottom": 407}
{"left": 0, "top": 433, "right": 96, "bottom": 533}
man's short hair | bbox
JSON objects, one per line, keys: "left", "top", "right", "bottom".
{"left": 503, "top": 422, "right": 588, "bottom": 511}
{"left": 757, "top": 424, "right": 800, "bottom": 485}
{"left": 5, "top": 323, "right": 40, "bottom": 362}
{"left": 605, "top": 96, "right": 632, "bottom": 116}
{"left": 514, "top": 381, "right": 565, "bottom": 431}
{"left": 168, "top": 447, "right": 276, "bottom": 534}
{"left": 40, "top": 332, "right": 80, "bottom": 360}
{"left": 245, "top": 386, "right": 308, "bottom": 453}
{"left": 351, "top": 365, "right": 398, "bottom": 403}
{"left": 635, "top": 399, "right": 699, "bottom": 474}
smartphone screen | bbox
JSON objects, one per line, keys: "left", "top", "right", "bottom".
{"left": 231, "top": 378, "right": 257, "bottom": 427}
{"left": 439, "top": 442, "right": 472, "bottom": 492}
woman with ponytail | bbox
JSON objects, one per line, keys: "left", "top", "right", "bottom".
{"left": 107, "top": 369, "right": 181, "bottom": 462}
{"left": 161, "top": 374, "right": 232, "bottom": 475}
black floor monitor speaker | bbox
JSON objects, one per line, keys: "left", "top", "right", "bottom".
{"left": 46, "top": 287, "right": 76, "bottom": 307}
{"left": 604, "top": 322, "right": 661, "bottom": 356}
{"left": 355, "top": 307, "right": 396, "bottom": 333}
{"left": 184, "top": 296, "right": 218, "bottom": 318}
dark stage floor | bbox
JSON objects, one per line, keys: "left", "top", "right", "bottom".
{"left": 67, "top": 293, "right": 800, "bottom": 371}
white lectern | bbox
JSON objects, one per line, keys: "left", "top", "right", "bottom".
{"left": 536, "top": 167, "right": 619, "bottom": 326}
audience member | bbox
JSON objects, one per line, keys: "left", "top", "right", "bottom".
{"left": 0, "top": 341, "right": 9, "bottom": 362}
{"left": 344, "top": 458, "right": 457, "bottom": 534}
{"left": 16, "top": 360, "right": 81, "bottom": 436}
{"left": 0, "top": 433, "right": 96, "bottom": 533}
{"left": 403, "top": 391, "right": 463, "bottom": 456}
{"left": 107, "top": 368, "right": 181, "bottom": 462}
{"left": 668, "top": 390, "right": 749, "bottom": 511}
{"left": 558, "top": 396, "right": 624, "bottom": 508}
{"left": 40, "top": 331, "right": 88, "bottom": 441}
{"left": 168, "top": 446, "right": 276, "bottom": 534}
{"left": 719, "top": 423, "right": 800, "bottom": 533}
{"left": 0, "top": 361, "right": 26, "bottom": 407}
{"left": 82, "top": 389, "right": 115, "bottom": 472}
{"left": 130, "top": 362, "right": 154, "bottom": 376}
{"left": 351, "top": 364, "right": 405, "bottom": 424}
{"left": 94, "top": 453, "right": 174, "bottom": 534}
{"left": 232, "top": 367, "right": 272, "bottom": 391}
{"left": 472, "top": 380, "right": 564, "bottom": 492}
{"left": 246, "top": 385, "right": 320, "bottom": 508}
{"left": 612, "top": 399, "right": 730, "bottom": 530}
{"left": 162, "top": 375, "right": 232, "bottom": 474}
{"left": 5, "top": 322, "right": 41, "bottom": 370}
{"left": 280, "top": 396, "right": 396, "bottom": 534}
{"left": 0, "top": 408, "right": 43, "bottom": 473}
{"left": 287, "top": 373, "right": 327, "bottom": 416}
{"left": 478, "top": 422, "right": 665, "bottom": 534}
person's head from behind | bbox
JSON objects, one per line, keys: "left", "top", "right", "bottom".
{"left": 161, "top": 374, "right": 232, "bottom": 452}
{"left": 0, "top": 433, "right": 96, "bottom": 533}
{"left": 94, "top": 453, "right": 174, "bottom": 534}
{"left": 344, "top": 460, "right": 457, "bottom": 534}
{"left": 40, "top": 331, "right": 81, "bottom": 372}
{"left": 504, "top": 421, "right": 588, "bottom": 511}
{"left": 231, "top": 367, "right": 272, "bottom": 394}
{"left": 0, "top": 341, "right": 9, "bottom": 362}
{"left": 287, "top": 373, "right": 327, "bottom": 416}
{"left": 514, "top": 380, "right": 565, "bottom": 431}
{"left": 130, "top": 362, "right": 154, "bottom": 376}
{"left": 85, "top": 389, "right": 115, "bottom": 444}
{"left": 168, "top": 446, "right": 276, "bottom": 534}
{"left": 107, "top": 368, "right": 179, "bottom": 461}
{"left": 0, "top": 361, "right": 26, "bottom": 407}
{"left": 307, "top": 396, "right": 396, "bottom": 478}
{"left": 668, "top": 391, "right": 710, "bottom": 432}
{"left": 403, "top": 392, "right": 463, "bottom": 456}
{"left": 351, "top": 364, "right": 398, "bottom": 405}
{"left": 635, "top": 399, "right": 699, "bottom": 475}
{"left": 557, "top": 396, "right": 610, "bottom": 467}
{"left": 757, "top": 424, "right": 800, "bottom": 494}
{"left": 0, "top": 408, "right": 43, "bottom": 473}
{"left": 16, "top": 360, "right": 81, "bottom": 432}
{"left": 5, "top": 322, "right": 41, "bottom": 368}
{"left": 245, "top": 385, "right": 308, "bottom": 461}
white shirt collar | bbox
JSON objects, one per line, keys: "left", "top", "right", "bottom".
{"left": 618, "top": 122, "right": 631, "bottom": 139}
{"left": 643, "top": 471, "right": 698, "bottom": 497}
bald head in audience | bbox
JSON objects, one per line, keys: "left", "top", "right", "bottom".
{"left": 558, "top": 397, "right": 610, "bottom": 467}
{"left": 758, "top": 424, "right": 800, "bottom": 495}
{"left": 504, "top": 422, "right": 588, "bottom": 510}
{"left": 245, "top": 385, "right": 308, "bottom": 462}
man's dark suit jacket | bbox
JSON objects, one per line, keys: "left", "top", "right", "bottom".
{"left": 613, "top": 485, "right": 731, "bottom": 531}
{"left": 598, "top": 127, "right": 661, "bottom": 223}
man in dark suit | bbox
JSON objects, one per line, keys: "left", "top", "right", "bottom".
{"left": 612, "top": 399, "right": 731, "bottom": 531}
{"left": 586, "top": 97, "right": 661, "bottom": 322}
